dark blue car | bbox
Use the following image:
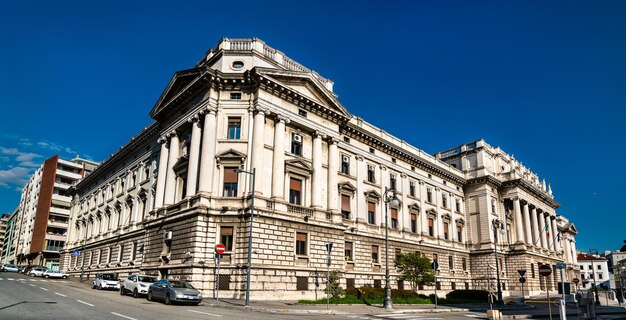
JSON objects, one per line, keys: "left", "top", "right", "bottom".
{"left": 147, "top": 279, "right": 202, "bottom": 305}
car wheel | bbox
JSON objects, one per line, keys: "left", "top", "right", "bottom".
{"left": 29, "top": 273, "right": 34, "bottom": 277}
{"left": 92, "top": 283, "right": 96, "bottom": 289}
{"left": 147, "top": 291, "right": 153, "bottom": 301}
{"left": 45, "top": 275, "right": 49, "bottom": 278}
{"left": 192, "top": 302, "right": 200, "bottom": 306}
{"left": 62, "top": 276, "right": 67, "bottom": 279}
{"left": 120, "top": 286, "right": 125, "bottom": 295}
{"left": 133, "top": 289, "right": 139, "bottom": 298}
{"left": 164, "top": 293, "right": 171, "bottom": 305}
{"left": 98, "top": 284, "right": 103, "bottom": 290}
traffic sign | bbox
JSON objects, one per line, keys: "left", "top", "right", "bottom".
{"left": 539, "top": 264, "right": 552, "bottom": 277}
{"left": 71, "top": 250, "right": 81, "bottom": 257}
{"left": 519, "top": 277, "right": 526, "bottom": 284}
{"left": 518, "top": 269, "right": 527, "bottom": 277}
{"left": 572, "top": 278, "right": 580, "bottom": 284}
{"left": 215, "top": 243, "right": 225, "bottom": 254}
{"left": 556, "top": 262, "right": 567, "bottom": 269}
{"left": 325, "top": 243, "right": 333, "bottom": 253}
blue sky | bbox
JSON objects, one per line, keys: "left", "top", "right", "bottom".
{"left": 0, "top": 1, "right": 624, "bottom": 252}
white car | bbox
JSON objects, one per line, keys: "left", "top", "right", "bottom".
{"left": 120, "top": 274, "right": 158, "bottom": 298}
{"left": 28, "top": 267, "right": 48, "bottom": 277}
{"left": 1, "top": 264, "right": 19, "bottom": 272}
{"left": 43, "top": 270, "right": 69, "bottom": 279}
{"left": 92, "top": 273, "right": 120, "bottom": 290}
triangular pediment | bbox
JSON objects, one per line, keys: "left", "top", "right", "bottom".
{"left": 338, "top": 182, "right": 357, "bottom": 192}
{"left": 285, "top": 159, "right": 312, "bottom": 171}
{"left": 150, "top": 67, "right": 205, "bottom": 119}
{"left": 364, "top": 189, "right": 381, "bottom": 199}
{"left": 216, "top": 149, "right": 247, "bottom": 160}
{"left": 408, "top": 203, "right": 421, "bottom": 212}
{"left": 253, "top": 67, "right": 351, "bottom": 119}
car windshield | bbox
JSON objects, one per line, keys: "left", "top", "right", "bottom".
{"left": 102, "top": 274, "right": 118, "bottom": 281}
{"left": 169, "top": 281, "right": 195, "bottom": 289}
{"left": 138, "top": 276, "right": 156, "bottom": 283}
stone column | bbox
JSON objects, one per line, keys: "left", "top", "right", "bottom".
{"left": 163, "top": 131, "right": 179, "bottom": 205}
{"left": 551, "top": 217, "right": 560, "bottom": 252}
{"left": 539, "top": 211, "right": 548, "bottom": 249}
{"left": 530, "top": 206, "right": 539, "bottom": 247}
{"left": 327, "top": 138, "right": 339, "bottom": 212}
{"left": 311, "top": 131, "right": 324, "bottom": 208}
{"left": 198, "top": 108, "right": 217, "bottom": 194}
{"left": 522, "top": 202, "right": 532, "bottom": 245}
{"left": 154, "top": 137, "right": 169, "bottom": 208}
{"left": 251, "top": 108, "right": 268, "bottom": 195}
{"left": 271, "top": 116, "right": 288, "bottom": 199}
{"left": 513, "top": 198, "right": 525, "bottom": 243}
{"left": 185, "top": 115, "right": 202, "bottom": 196}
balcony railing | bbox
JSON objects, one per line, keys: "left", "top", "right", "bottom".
{"left": 44, "top": 246, "right": 64, "bottom": 252}
{"left": 287, "top": 204, "right": 314, "bottom": 218}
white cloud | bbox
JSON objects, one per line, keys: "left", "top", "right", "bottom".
{"left": 0, "top": 167, "right": 30, "bottom": 188}
{"left": 0, "top": 147, "right": 20, "bottom": 155}
{"left": 16, "top": 152, "right": 41, "bottom": 162}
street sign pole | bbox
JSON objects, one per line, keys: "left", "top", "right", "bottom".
{"left": 518, "top": 270, "right": 527, "bottom": 306}
{"left": 538, "top": 264, "right": 553, "bottom": 320}
{"left": 215, "top": 243, "right": 225, "bottom": 302}
{"left": 325, "top": 243, "right": 333, "bottom": 311}
{"left": 432, "top": 261, "right": 439, "bottom": 309}
{"left": 556, "top": 262, "right": 567, "bottom": 320}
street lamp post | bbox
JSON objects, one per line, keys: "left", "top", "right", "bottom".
{"left": 589, "top": 249, "right": 600, "bottom": 305}
{"left": 492, "top": 219, "right": 505, "bottom": 306}
{"left": 77, "top": 218, "right": 88, "bottom": 283}
{"left": 383, "top": 187, "right": 400, "bottom": 309}
{"left": 235, "top": 168, "right": 256, "bottom": 307}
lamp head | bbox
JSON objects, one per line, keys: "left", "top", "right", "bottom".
{"left": 389, "top": 195, "right": 400, "bottom": 207}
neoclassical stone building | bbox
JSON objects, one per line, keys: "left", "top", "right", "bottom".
{"left": 61, "top": 38, "right": 578, "bottom": 300}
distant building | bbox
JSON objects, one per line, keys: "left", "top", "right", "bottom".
{"left": 0, "top": 214, "right": 10, "bottom": 258}
{"left": 1, "top": 209, "right": 18, "bottom": 263}
{"left": 577, "top": 253, "right": 609, "bottom": 289}
{"left": 10, "top": 155, "right": 97, "bottom": 269}
{"left": 605, "top": 241, "right": 626, "bottom": 292}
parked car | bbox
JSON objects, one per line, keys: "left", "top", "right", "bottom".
{"left": 147, "top": 279, "right": 202, "bottom": 305}
{"left": 1, "top": 264, "right": 19, "bottom": 272}
{"left": 43, "top": 270, "right": 69, "bottom": 279}
{"left": 20, "top": 265, "right": 37, "bottom": 274}
{"left": 121, "top": 274, "right": 157, "bottom": 298}
{"left": 28, "top": 267, "right": 48, "bottom": 277}
{"left": 92, "top": 273, "right": 120, "bottom": 290}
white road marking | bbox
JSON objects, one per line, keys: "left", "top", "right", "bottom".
{"left": 29, "top": 284, "right": 35, "bottom": 287}
{"left": 55, "top": 292, "right": 67, "bottom": 297}
{"left": 30, "top": 279, "right": 37, "bottom": 281}
{"left": 374, "top": 315, "right": 422, "bottom": 319}
{"left": 111, "top": 312, "right": 138, "bottom": 320}
{"left": 0, "top": 278, "right": 3, "bottom": 280}
{"left": 40, "top": 287, "right": 49, "bottom": 291}
{"left": 187, "top": 309, "right": 222, "bottom": 317}
{"left": 7, "top": 278, "right": 14, "bottom": 280}
{"left": 76, "top": 300, "right": 95, "bottom": 307}
{"left": 465, "top": 315, "right": 480, "bottom": 318}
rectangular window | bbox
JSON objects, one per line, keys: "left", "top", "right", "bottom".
{"left": 227, "top": 117, "right": 241, "bottom": 140}
{"left": 220, "top": 226, "right": 234, "bottom": 251}
{"left": 341, "top": 156, "right": 350, "bottom": 174}
{"left": 531, "top": 263, "right": 536, "bottom": 278}
{"left": 289, "top": 178, "right": 302, "bottom": 205}
{"left": 346, "top": 278, "right": 355, "bottom": 289}
{"left": 428, "top": 218, "right": 434, "bottom": 236}
{"left": 443, "top": 222, "right": 449, "bottom": 240}
{"left": 456, "top": 199, "right": 461, "bottom": 212}
{"left": 410, "top": 213, "right": 417, "bottom": 233}
{"left": 491, "top": 199, "right": 497, "bottom": 214}
{"left": 372, "top": 245, "right": 379, "bottom": 263}
{"left": 296, "top": 276, "right": 308, "bottom": 290}
{"left": 291, "top": 133, "right": 302, "bottom": 156}
{"left": 296, "top": 232, "right": 307, "bottom": 255}
{"left": 368, "top": 201, "right": 376, "bottom": 225}
{"left": 374, "top": 279, "right": 381, "bottom": 288}
{"left": 457, "top": 225, "right": 463, "bottom": 242}
{"left": 341, "top": 194, "right": 351, "bottom": 219}
{"left": 230, "top": 92, "right": 242, "bottom": 100}
{"left": 427, "top": 188, "right": 433, "bottom": 203}
{"left": 367, "top": 165, "right": 376, "bottom": 183}
{"left": 390, "top": 207, "right": 398, "bottom": 229}
{"left": 462, "top": 258, "right": 467, "bottom": 271}
{"left": 449, "top": 255, "right": 454, "bottom": 269}
{"left": 390, "top": 173, "right": 397, "bottom": 191}
{"left": 395, "top": 248, "right": 402, "bottom": 260}
{"left": 345, "top": 242, "right": 353, "bottom": 261}
{"left": 451, "top": 282, "right": 456, "bottom": 290}
{"left": 223, "top": 167, "right": 239, "bottom": 197}
{"left": 409, "top": 181, "right": 416, "bottom": 197}
{"left": 131, "top": 242, "right": 137, "bottom": 261}
{"left": 442, "top": 194, "right": 448, "bottom": 208}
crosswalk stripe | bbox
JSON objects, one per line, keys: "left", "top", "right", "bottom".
{"left": 373, "top": 315, "right": 422, "bottom": 319}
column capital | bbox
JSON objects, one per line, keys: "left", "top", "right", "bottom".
{"left": 166, "top": 130, "right": 178, "bottom": 138}
{"left": 326, "top": 136, "right": 339, "bottom": 144}
{"left": 313, "top": 130, "right": 326, "bottom": 139}
{"left": 157, "top": 136, "right": 168, "bottom": 144}
{"left": 253, "top": 107, "right": 270, "bottom": 116}
{"left": 355, "top": 155, "right": 364, "bottom": 161}
{"left": 187, "top": 114, "right": 200, "bottom": 123}
{"left": 275, "top": 114, "right": 290, "bottom": 124}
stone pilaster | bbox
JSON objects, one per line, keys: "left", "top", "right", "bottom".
{"left": 271, "top": 115, "right": 289, "bottom": 199}
{"left": 311, "top": 131, "right": 325, "bottom": 208}
{"left": 530, "top": 206, "right": 539, "bottom": 247}
{"left": 163, "top": 131, "right": 179, "bottom": 205}
{"left": 198, "top": 108, "right": 217, "bottom": 194}
{"left": 327, "top": 138, "right": 339, "bottom": 212}
{"left": 251, "top": 108, "right": 268, "bottom": 196}
{"left": 154, "top": 137, "right": 169, "bottom": 208}
{"left": 186, "top": 115, "right": 202, "bottom": 196}
{"left": 513, "top": 198, "right": 524, "bottom": 243}
{"left": 522, "top": 202, "right": 532, "bottom": 245}
{"left": 539, "top": 211, "right": 548, "bottom": 250}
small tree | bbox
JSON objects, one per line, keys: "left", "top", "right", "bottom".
{"left": 324, "top": 270, "right": 344, "bottom": 298}
{"left": 394, "top": 252, "right": 435, "bottom": 290}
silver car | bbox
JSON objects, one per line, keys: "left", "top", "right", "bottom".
{"left": 147, "top": 279, "right": 202, "bottom": 305}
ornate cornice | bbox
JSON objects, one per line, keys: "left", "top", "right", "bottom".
{"left": 501, "top": 179, "right": 560, "bottom": 209}
{"left": 340, "top": 123, "right": 465, "bottom": 185}
{"left": 465, "top": 175, "right": 502, "bottom": 189}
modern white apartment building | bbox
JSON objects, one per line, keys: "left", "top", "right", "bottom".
{"left": 10, "top": 155, "right": 97, "bottom": 269}
{"left": 61, "top": 38, "right": 578, "bottom": 300}
{"left": 577, "top": 253, "right": 610, "bottom": 290}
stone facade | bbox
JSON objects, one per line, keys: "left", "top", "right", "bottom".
{"left": 61, "top": 38, "right": 578, "bottom": 301}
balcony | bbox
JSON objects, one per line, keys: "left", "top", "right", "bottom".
{"left": 55, "top": 169, "right": 82, "bottom": 180}
{"left": 49, "top": 206, "right": 70, "bottom": 216}
{"left": 51, "top": 194, "right": 71, "bottom": 205}
{"left": 44, "top": 246, "right": 64, "bottom": 252}
{"left": 45, "top": 233, "right": 67, "bottom": 241}
{"left": 47, "top": 220, "right": 69, "bottom": 228}
{"left": 287, "top": 204, "right": 314, "bottom": 218}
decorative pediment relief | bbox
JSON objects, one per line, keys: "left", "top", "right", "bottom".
{"left": 338, "top": 182, "right": 357, "bottom": 193}
{"left": 441, "top": 213, "right": 452, "bottom": 221}
{"left": 455, "top": 218, "right": 465, "bottom": 226}
{"left": 364, "top": 189, "right": 381, "bottom": 200}
{"left": 173, "top": 155, "right": 189, "bottom": 178}
{"left": 426, "top": 208, "right": 437, "bottom": 218}
{"left": 562, "top": 223, "right": 578, "bottom": 235}
{"left": 150, "top": 67, "right": 206, "bottom": 119}
{"left": 408, "top": 203, "right": 421, "bottom": 212}
{"left": 285, "top": 159, "right": 312, "bottom": 176}
{"left": 215, "top": 149, "right": 247, "bottom": 168}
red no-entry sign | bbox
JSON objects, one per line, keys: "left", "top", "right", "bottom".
{"left": 215, "top": 243, "right": 225, "bottom": 254}
{"left": 538, "top": 264, "right": 552, "bottom": 277}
